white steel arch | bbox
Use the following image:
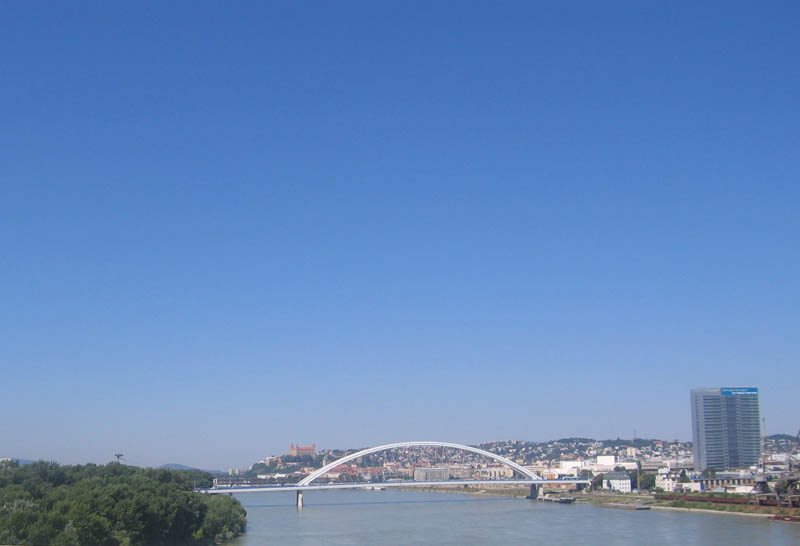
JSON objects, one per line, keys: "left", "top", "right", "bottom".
{"left": 297, "top": 441, "right": 541, "bottom": 486}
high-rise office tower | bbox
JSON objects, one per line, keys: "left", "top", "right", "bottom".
{"left": 690, "top": 387, "right": 761, "bottom": 470}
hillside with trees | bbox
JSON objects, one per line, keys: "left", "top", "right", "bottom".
{"left": 0, "top": 460, "right": 246, "bottom": 546}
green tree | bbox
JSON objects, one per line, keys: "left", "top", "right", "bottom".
{"left": 641, "top": 473, "right": 656, "bottom": 490}
{"left": 0, "top": 462, "right": 246, "bottom": 546}
{"left": 52, "top": 521, "right": 80, "bottom": 546}
{"left": 75, "top": 513, "right": 115, "bottom": 546}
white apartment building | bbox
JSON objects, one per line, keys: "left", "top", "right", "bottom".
{"left": 602, "top": 471, "right": 632, "bottom": 493}
{"left": 413, "top": 467, "right": 449, "bottom": 481}
{"left": 597, "top": 455, "right": 616, "bottom": 466}
{"left": 479, "top": 465, "right": 514, "bottom": 479}
{"left": 655, "top": 467, "right": 681, "bottom": 492}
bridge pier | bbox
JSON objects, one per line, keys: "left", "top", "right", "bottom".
{"left": 296, "top": 490, "right": 303, "bottom": 508}
{"left": 527, "top": 484, "right": 547, "bottom": 500}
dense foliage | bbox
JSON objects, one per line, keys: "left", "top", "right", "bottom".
{"left": 0, "top": 461, "right": 246, "bottom": 546}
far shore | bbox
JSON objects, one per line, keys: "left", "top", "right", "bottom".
{"left": 649, "top": 505, "right": 771, "bottom": 518}
{"left": 391, "top": 486, "right": 799, "bottom": 522}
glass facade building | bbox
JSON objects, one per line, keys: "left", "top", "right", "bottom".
{"left": 690, "top": 387, "right": 761, "bottom": 470}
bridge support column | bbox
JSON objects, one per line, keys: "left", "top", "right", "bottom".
{"left": 296, "top": 490, "right": 303, "bottom": 508}
{"left": 528, "top": 484, "right": 538, "bottom": 499}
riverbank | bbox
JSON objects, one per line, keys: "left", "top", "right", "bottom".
{"left": 580, "top": 492, "right": 800, "bottom": 519}
{"left": 654, "top": 499, "right": 800, "bottom": 518}
{"left": 400, "top": 486, "right": 800, "bottom": 521}
{"left": 650, "top": 505, "right": 771, "bottom": 518}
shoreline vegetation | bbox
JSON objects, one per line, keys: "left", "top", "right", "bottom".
{"left": 396, "top": 485, "right": 800, "bottom": 520}
{"left": 0, "top": 460, "right": 246, "bottom": 546}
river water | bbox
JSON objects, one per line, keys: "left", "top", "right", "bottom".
{"left": 229, "top": 489, "right": 800, "bottom": 545}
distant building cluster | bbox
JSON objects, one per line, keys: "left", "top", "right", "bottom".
{"left": 215, "top": 386, "right": 797, "bottom": 496}
{"left": 289, "top": 443, "right": 316, "bottom": 457}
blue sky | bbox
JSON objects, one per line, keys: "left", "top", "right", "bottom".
{"left": 1, "top": 2, "right": 798, "bottom": 469}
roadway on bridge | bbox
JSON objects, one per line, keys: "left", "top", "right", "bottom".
{"left": 202, "top": 478, "right": 589, "bottom": 494}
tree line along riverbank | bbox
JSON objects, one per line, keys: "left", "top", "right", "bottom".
{"left": 0, "top": 460, "right": 246, "bottom": 546}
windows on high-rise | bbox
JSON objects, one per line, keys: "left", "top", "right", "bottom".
{"left": 690, "top": 387, "right": 761, "bottom": 470}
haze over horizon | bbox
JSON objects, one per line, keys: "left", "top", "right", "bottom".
{"left": 2, "top": 2, "right": 798, "bottom": 470}
{"left": 9, "top": 430, "right": 800, "bottom": 473}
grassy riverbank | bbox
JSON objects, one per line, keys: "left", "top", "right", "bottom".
{"left": 571, "top": 491, "right": 799, "bottom": 518}
{"left": 655, "top": 498, "right": 799, "bottom": 517}
{"left": 570, "top": 491, "right": 800, "bottom": 518}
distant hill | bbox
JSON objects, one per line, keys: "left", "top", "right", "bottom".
{"left": 160, "top": 463, "right": 225, "bottom": 475}
{"left": 599, "top": 438, "right": 659, "bottom": 448}
{"left": 767, "top": 433, "right": 799, "bottom": 442}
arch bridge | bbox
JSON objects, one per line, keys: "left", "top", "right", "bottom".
{"left": 206, "top": 441, "right": 589, "bottom": 507}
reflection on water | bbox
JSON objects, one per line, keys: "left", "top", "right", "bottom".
{"left": 244, "top": 496, "right": 512, "bottom": 509}
{"left": 231, "top": 489, "right": 800, "bottom": 546}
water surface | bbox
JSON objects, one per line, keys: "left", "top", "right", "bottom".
{"left": 230, "top": 489, "right": 800, "bottom": 545}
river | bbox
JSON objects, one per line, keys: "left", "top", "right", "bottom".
{"left": 228, "top": 489, "right": 800, "bottom": 545}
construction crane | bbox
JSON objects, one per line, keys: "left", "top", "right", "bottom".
{"left": 750, "top": 429, "right": 800, "bottom": 508}
{"left": 113, "top": 453, "right": 124, "bottom": 464}
{"left": 775, "top": 429, "right": 800, "bottom": 507}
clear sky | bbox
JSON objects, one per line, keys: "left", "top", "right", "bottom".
{"left": 1, "top": 2, "right": 798, "bottom": 469}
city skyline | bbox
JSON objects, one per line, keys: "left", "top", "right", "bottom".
{"left": 2, "top": 2, "right": 799, "bottom": 470}
{"left": 6, "top": 415, "right": 798, "bottom": 471}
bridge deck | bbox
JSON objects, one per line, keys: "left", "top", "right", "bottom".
{"left": 201, "top": 479, "right": 589, "bottom": 494}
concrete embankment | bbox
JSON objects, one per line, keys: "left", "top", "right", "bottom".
{"left": 650, "top": 505, "right": 772, "bottom": 519}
